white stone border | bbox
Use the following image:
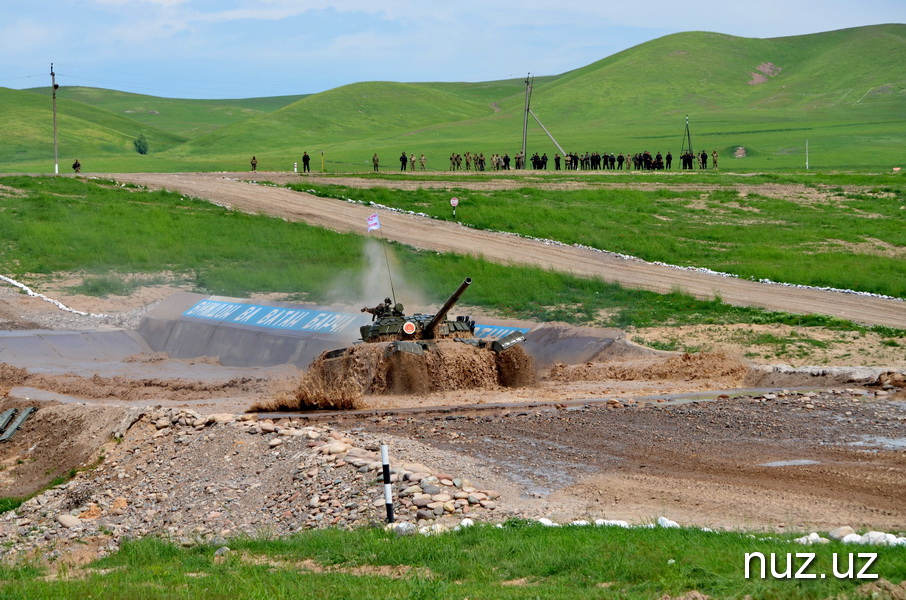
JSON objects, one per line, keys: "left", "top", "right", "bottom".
{"left": 0, "top": 275, "right": 106, "bottom": 318}
{"left": 390, "top": 515, "right": 906, "bottom": 546}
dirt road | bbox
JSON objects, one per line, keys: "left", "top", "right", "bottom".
{"left": 106, "top": 172, "right": 906, "bottom": 329}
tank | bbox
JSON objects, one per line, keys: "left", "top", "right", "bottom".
{"left": 353, "top": 277, "right": 525, "bottom": 355}
{"left": 303, "top": 278, "right": 534, "bottom": 407}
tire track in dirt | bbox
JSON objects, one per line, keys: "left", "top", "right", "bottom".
{"left": 108, "top": 172, "right": 906, "bottom": 329}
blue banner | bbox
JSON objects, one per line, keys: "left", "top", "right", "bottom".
{"left": 183, "top": 299, "right": 368, "bottom": 336}
{"left": 473, "top": 324, "right": 529, "bottom": 339}
{"left": 183, "top": 299, "right": 530, "bottom": 339}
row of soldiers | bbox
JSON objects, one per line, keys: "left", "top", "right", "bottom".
{"left": 396, "top": 152, "right": 428, "bottom": 171}
{"left": 556, "top": 150, "right": 718, "bottom": 170}
{"left": 447, "top": 152, "right": 516, "bottom": 171}
{"left": 387, "top": 149, "right": 718, "bottom": 172}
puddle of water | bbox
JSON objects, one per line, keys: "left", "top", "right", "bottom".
{"left": 8, "top": 386, "right": 88, "bottom": 405}
{"left": 848, "top": 435, "right": 906, "bottom": 451}
{"left": 759, "top": 459, "right": 820, "bottom": 467}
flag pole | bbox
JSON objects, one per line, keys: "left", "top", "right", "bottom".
{"left": 367, "top": 213, "right": 397, "bottom": 304}
{"left": 379, "top": 228, "right": 397, "bottom": 304}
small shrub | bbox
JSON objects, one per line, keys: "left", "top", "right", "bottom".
{"left": 133, "top": 134, "right": 149, "bottom": 155}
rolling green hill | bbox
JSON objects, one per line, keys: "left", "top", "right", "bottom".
{"left": 2, "top": 24, "right": 904, "bottom": 172}
{"left": 0, "top": 87, "right": 185, "bottom": 167}
{"left": 23, "top": 87, "right": 304, "bottom": 138}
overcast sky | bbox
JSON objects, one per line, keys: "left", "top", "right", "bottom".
{"left": 1, "top": 1, "right": 903, "bottom": 99}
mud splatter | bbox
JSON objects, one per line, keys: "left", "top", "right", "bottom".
{"left": 258, "top": 341, "right": 536, "bottom": 411}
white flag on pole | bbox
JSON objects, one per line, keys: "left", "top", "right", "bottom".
{"left": 367, "top": 213, "right": 381, "bottom": 231}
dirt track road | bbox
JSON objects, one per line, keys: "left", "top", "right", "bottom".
{"left": 108, "top": 172, "right": 906, "bottom": 329}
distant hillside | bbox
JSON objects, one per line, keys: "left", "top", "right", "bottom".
{"left": 23, "top": 87, "right": 304, "bottom": 138}
{"left": 0, "top": 87, "right": 184, "bottom": 166}
{"left": 536, "top": 25, "right": 906, "bottom": 118}
{"left": 170, "top": 79, "right": 530, "bottom": 159}
{"left": 2, "top": 24, "right": 903, "bottom": 172}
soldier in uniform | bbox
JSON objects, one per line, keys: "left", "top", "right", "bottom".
{"left": 372, "top": 153, "right": 380, "bottom": 172}
{"left": 361, "top": 297, "right": 393, "bottom": 321}
{"left": 250, "top": 156, "right": 257, "bottom": 172}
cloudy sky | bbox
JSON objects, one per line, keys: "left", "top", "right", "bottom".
{"left": 1, "top": 1, "right": 903, "bottom": 99}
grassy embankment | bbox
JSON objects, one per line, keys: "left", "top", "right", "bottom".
{"left": 287, "top": 171, "right": 906, "bottom": 299}
{"left": 3, "top": 26, "right": 904, "bottom": 173}
{"left": 0, "top": 175, "right": 901, "bottom": 340}
{"left": 1, "top": 522, "right": 904, "bottom": 599}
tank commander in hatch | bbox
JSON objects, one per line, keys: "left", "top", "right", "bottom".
{"left": 362, "top": 297, "right": 393, "bottom": 321}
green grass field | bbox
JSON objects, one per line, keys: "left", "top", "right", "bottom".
{"left": 0, "top": 175, "right": 900, "bottom": 337}
{"left": 1, "top": 522, "right": 904, "bottom": 599}
{"left": 2, "top": 25, "right": 904, "bottom": 174}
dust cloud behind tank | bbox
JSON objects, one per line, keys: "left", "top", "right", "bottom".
{"left": 292, "top": 278, "right": 535, "bottom": 410}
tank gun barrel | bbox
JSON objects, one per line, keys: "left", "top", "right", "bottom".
{"left": 425, "top": 277, "right": 472, "bottom": 337}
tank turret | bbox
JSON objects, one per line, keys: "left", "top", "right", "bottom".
{"left": 358, "top": 278, "right": 476, "bottom": 343}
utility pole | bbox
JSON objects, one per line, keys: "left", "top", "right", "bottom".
{"left": 51, "top": 63, "right": 59, "bottom": 174}
{"left": 681, "top": 114, "right": 693, "bottom": 157}
{"left": 521, "top": 74, "right": 532, "bottom": 162}
{"left": 521, "top": 73, "right": 567, "bottom": 158}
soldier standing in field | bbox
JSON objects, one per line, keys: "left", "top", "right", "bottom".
{"left": 419, "top": 154, "right": 427, "bottom": 170}
{"left": 372, "top": 153, "right": 379, "bottom": 171}
{"left": 410, "top": 154, "right": 416, "bottom": 172}
{"left": 250, "top": 156, "right": 257, "bottom": 172}
{"left": 712, "top": 150, "right": 719, "bottom": 169}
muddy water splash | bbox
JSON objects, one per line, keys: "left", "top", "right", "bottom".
{"left": 269, "top": 342, "right": 536, "bottom": 411}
